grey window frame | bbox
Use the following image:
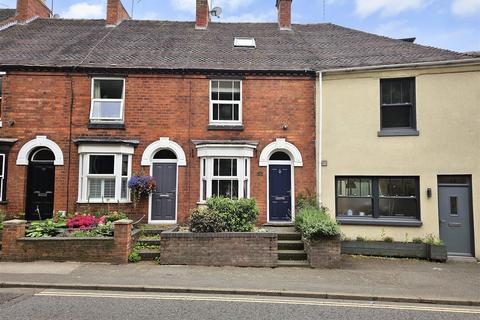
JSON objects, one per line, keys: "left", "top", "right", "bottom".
{"left": 378, "top": 77, "right": 419, "bottom": 136}
{"left": 335, "top": 176, "right": 422, "bottom": 226}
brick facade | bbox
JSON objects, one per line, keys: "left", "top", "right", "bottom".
{"left": 160, "top": 231, "right": 278, "bottom": 267}
{"left": 1, "top": 219, "right": 133, "bottom": 263}
{"left": 0, "top": 71, "right": 316, "bottom": 224}
{"left": 304, "top": 238, "right": 341, "bottom": 268}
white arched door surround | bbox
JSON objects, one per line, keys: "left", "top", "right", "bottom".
{"left": 16, "top": 136, "right": 64, "bottom": 166}
{"left": 141, "top": 137, "right": 186, "bottom": 167}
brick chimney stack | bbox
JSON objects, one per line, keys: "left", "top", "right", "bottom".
{"left": 16, "top": 0, "right": 51, "bottom": 21}
{"left": 195, "top": 0, "right": 209, "bottom": 30}
{"left": 106, "top": 0, "right": 130, "bottom": 26}
{"left": 276, "top": 0, "right": 292, "bottom": 30}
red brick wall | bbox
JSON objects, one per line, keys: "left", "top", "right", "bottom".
{"left": 0, "top": 71, "right": 316, "bottom": 224}
{"left": 160, "top": 231, "right": 278, "bottom": 267}
{"left": 16, "top": 0, "right": 51, "bottom": 21}
{"left": 195, "top": 0, "right": 209, "bottom": 29}
{"left": 277, "top": 0, "right": 292, "bottom": 29}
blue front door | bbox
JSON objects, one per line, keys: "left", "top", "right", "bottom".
{"left": 269, "top": 165, "right": 292, "bottom": 222}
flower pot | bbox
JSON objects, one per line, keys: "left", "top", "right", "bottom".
{"left": 428, "top": 244, "right": 447, "bottom": 262}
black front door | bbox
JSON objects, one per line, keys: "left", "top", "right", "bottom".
{"left": 25, "top": 162, "right": 55, "bottom": 220}
{"left": 269, "top": 165, "right": 292, "bottom": 222}
{"left": 151, "top": 163, "right": 177, "bottom": 221}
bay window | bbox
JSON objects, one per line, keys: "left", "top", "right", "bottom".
{"left": 90, "top": 78, "right": 125, "bottom": 123}
{"left": 200, "top": 157, "right": 250, "bottom": 201}
{"left": 78, "top": 147, "right": 132, "bottom": 203}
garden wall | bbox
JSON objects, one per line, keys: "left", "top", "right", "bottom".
{"left": 160, "top": 231, "right": 278, "bottom": 267}
{"left": 1, "top": 219, "right": 133, "bottom": 263}
{"left": 304, "top": 238, "right": 341, "bottom": 268}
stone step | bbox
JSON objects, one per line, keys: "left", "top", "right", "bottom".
{"left": 278, "top": 250, "right": 308, "bottom": 261}
{"left": 277, "top": 260, "right": 310, "bottom": 268}
{"left": 138, "top": 249, "right": 160, "bottom": 261}
{"left": 277, "top": 232, "right": 302, "bottom": 241}
{"left": 137, "top": 238, "right": 161, "bottom": 246}
{"left": 278, "top": 240, "right": 304, "bottom": 251}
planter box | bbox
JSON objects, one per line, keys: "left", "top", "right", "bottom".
{"left": 304, "top": 237, "right": 341, "bottom": 268}
{"left": 160, "top": 231, "right": 278, "bottom": 267}
{"left": 428, "top": 244, "right": 447, "bottom": 262}
{"left": 341, "top": 241, "right": 428, "bottom": 259}
{"left": 1, "top": 219, "right": 133, "bottom": 264}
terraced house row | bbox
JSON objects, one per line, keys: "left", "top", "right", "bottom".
{"left": 0, "top": 0, "right": 479, "bottom": 258}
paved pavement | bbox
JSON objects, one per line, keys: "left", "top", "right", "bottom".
{"left": 1, "top": 288, "right": 480, "bottom": 320}
{"left": 0, "top": 256, "right": 478, "bottom": 305}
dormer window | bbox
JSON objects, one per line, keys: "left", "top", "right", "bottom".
{"left": 90, "top": 78, "right": 125, "bottom": 123}
{"left": 234, "top": 37, "right": 256, "bottom": 48}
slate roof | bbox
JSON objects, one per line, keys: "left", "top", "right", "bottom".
{"left": 0, "top": 18, "right": 473, "bottom": 72}
{"left": 0, "top": 9, "right": 15, "bottom": 22}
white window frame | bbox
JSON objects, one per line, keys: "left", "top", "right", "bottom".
{"left": 0, "top": 153, "right": 5, "bottom": 201}
{"left": 200, "top": 157, "right": 250, "bottom": 202}
{"left": 0, "top": 72, "right": 4, "bottom": 125}
{"left": 78, "top": 152, "right": 132, "bottom": 203}
{"left": 209, "top": 80, "right": 243, "bottom": 126}
{"left": 90, "top": 77, "right": 125, "bottom": 123}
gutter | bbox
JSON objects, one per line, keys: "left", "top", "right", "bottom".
{"left": 321, "top": 58, "right": 480, "bottom": 74}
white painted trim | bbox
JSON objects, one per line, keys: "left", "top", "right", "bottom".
{"left": 196, "top": 144, "right": 255, "bottom": 158}
{"left": 78, "top": 144, "right": 134, "bottom": 155}
{"left": 16, "top": 136, "right": 64, "bottom": 166}
{"left": 259, "top": 138, "right": 303, "bottom": 167}
{"left": 209, "top": 79, "right": 243, "bottom": 126}
{"left": 141, "top": 137, "right": 187, "bottom": 166}
{"left": 267, "top": 162, "right": 295, "bottom": 223}
{"left": 0, "top": 72, "right": 5, "bottom": 75}
{"left": 148, "top": 161, "right": 178, "bottom": 224}
{"left": 316, "top": 71, "right": 323, "bottom": 206}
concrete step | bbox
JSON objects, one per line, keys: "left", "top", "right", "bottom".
{"left": 277, "top": 260, "right": 310, "bottom": 268}
{"left": 138, "top": 249, "right": 160, "bottom": 261}
{"left": 278, "top": 250, "right": 308, "bottom": 261}
{"left": 278, "top": 240, "right": 304, "bottom": 251}
{"left": 277, "top": 232, "right": 302, "bottom": 241}
{"left": 137, "top": 238, "right": 161, "bottom": 246}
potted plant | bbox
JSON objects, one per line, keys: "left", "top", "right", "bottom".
{"left": 294, "top": 207, "right": 341, "bottom": 268}
{"left": 128, "top": 174, "right": 156, "bottom": 208}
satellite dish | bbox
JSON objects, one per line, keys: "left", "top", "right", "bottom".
{"left": 210, "top": 6, "right": 222, "bottom": 18}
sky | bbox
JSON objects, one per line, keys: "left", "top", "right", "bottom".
{"left": 0, "top": 0, "right": 479, "bottom": 52}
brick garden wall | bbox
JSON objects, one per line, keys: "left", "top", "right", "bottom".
{"left": 0, "top": 71, "right": 316, "bottom": 224}
{"left": 1, "top": 219, "right": 133, "bottom": 263}
{"left": 160, "top": 231, "right": 278, "bottom": 267}
{"left": 304, "top": 238, "right": 341, "bottom": 268}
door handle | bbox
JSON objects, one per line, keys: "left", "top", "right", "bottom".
{"left": 439, "top": 219, "right": 446, "bottom": 223}
{"left": 158, "top": 194, "right": 170, "bottom": 198}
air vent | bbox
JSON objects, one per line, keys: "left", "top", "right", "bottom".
{"left": 234, "top": 37, "right": 256, "bottom": 48}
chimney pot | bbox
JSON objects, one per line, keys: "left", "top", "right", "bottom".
{"left": 195, "top": 0, "right": 209, "bottom": 30}
{"left": 276, "top": 0, "right": 292, "bottom": 30}
{"left": 16, "top": 0, "right": 51, "bottom": 21}
{"left": 106, "top": 0, "right": 130, "bottom": 26}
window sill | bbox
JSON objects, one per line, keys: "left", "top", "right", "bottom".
{"left": 88, "top": 122, "right": 125, "bottom": 130}
{"left": 336, "top": 216, "right": 422, "bottom": 227}
{"left": 207, "top": 124, "right": 244, "bottom": 131}
{"left": 377, "top": 129, "right": 419, "bottom": 137}
{"left": 77, "top": 200, "right": 132, "bottom": 204}
{"left": 0, "top": 201, "right": 8, "bottom": 205}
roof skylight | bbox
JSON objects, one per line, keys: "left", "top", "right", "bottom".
{"left": 234, "top": 37, "right": 256, "bottom": 48}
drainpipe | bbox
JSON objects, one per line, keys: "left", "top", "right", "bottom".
{"left": 315, "top": 71, "right": 323, "bottom": 206}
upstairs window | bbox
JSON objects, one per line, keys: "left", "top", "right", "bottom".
{"left": 380, "top": 77, "right": 416, "bottom": 131}
{"left": 90, "top": 78, "right": 125, "bottom": 123}
{"left": 210, "top": 80, "right": 242, "bottom": 125}
{"left": 0, "top": 76, "right": 3, "bottom": 118}
{"left": 0, "top": 153, "right": 5, "bottom": 201}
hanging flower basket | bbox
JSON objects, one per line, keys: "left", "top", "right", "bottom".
{"left": 128, "top": 175, "right": 156, "bottom": 208}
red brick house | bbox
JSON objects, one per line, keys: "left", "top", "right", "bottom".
{"left": 0, "top": 0, "right": 471, "bottom": 227}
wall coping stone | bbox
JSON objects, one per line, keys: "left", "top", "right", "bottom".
{"left": 162, "top": 231, "right": 277, "bottom": 239}
{"left": 3, "top": 219, "right": 27, "bottom": 225}
{"left": 113, "top": 219, "right": 133, "bottom": 225}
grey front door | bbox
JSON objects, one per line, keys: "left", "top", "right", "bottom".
{"left": 438, "top": 185, "right": 474, "bottom": 256}
{"left": 151, "top": 163, "right": 177, "bottom": 221}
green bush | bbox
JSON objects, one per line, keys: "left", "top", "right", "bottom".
{"left": 0, "top": 210, "right": 5, "bottom": 231}
{"left": 128, "top": 251, "right": 141, "bottom": 263}
{"left": 189, "top": 197, "right": 259, "bottom": 233}
{"left": 412, "top": 237, "right": 424, "bottom": 244}
{"left": 424, "top": 234, "right": 444, "bottom": 246}
{"left": 296, "top": 191, "right": 318, "bottom": 210}
{"left": 105, "top": 212, "right": 128, "bottom": 223}
{"left": 26, "top": 220, "right": 60, "bottom": 238}
{"left": 189, "top": 207, "right": 226, "bottom": 233}
{"left": 294, "top": 207, "right": 340, "bottom": 240}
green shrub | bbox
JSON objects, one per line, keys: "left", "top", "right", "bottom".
{"left": 0, "top": 210, "right": 5, "bottom": 231}
{"left": 26, "top": 220, "right": 60, "bottom": 238}
{"left": 189, "top": 197, "right": 259, "bottom": 233}
{"left": 105, "top": 211, "right": 128, "bottom": 223}
{"left": 356, "top": 236, "right": 366, "bottom": 242}
{"left": 294, "top": 207, "right": 340, "bottom": 240}
{"left": 296, "top": 191, "right": 318, "bottom": 210}
{"left": 383, "top": 236, "right": 394, "bottom": 243}
{"left": 128, "top": 251, "right": 141, "bottom": 263}
{"left": 189, "top": 207, "right": 226, "bottom": 233}
{"left": 412, "top": 237, "right": 423, "bottom": 244}
{"left": 424, "top": 234, "right": 444, "bottom": 246}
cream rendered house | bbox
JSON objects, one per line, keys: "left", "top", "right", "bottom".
{"left": 317, "top": 60, "right": 480, "bottom": 259}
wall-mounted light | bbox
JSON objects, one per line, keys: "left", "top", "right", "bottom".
{"left": 282, "top": 123, "right": 288, "bottom": 130}
{"left": 426, "top": 188, "right": 432, "bottom": 198}
{"left": 7, "top": 119, "right": 15, "bottom": 127}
